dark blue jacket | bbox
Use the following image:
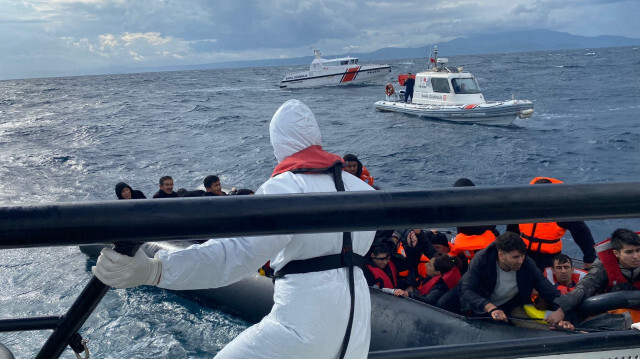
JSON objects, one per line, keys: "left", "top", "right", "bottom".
{"left": 460, "top": 242, "right": 560, "bottom": 313}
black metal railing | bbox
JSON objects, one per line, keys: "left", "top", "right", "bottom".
{"left": 1, "top": 182, "right": 640, "bottom": 358}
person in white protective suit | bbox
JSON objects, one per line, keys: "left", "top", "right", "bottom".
{"left": 93, "top": 99, "right": 376, "bottom": 359}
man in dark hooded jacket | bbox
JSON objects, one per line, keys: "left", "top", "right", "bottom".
{"left": 115, "top": 182, "right": 146, "bottom": 200}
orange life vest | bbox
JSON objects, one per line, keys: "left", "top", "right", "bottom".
{"left": 450, "top": 230, "right": 496, "bottom": 260}
{"left": 418, "top": 266, "right": 461, "bottom": 296}
{"left": 521, "top": 178, "right": 567, "bottom": 254}
{"left": 396, "top": 242, "right": 429, "bottom": 279}
{"left": 417, "top": 254, "right": 429, "bottom": 279}
{"left": 519, "top": 222, "right": 566, "bottom": 254}
{"left": 396, "top": 242, "right": 409, "bottom": 278}
{"left": 595, "top": 238, "right": 640, "bottom": 290}
{"left": 529, "top": 177, "right": 564, "bottom": 185}
{"left": 543, "top": 266, "right": 588, "bottom": 295}
{"left": 360, "top": 166, "right": 374, "bottom": 186}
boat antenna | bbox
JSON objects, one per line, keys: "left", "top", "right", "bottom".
{"left": 434, "top": 45, "right": 439, "bottom": 71}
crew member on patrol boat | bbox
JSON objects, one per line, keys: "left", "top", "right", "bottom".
{"left": 506, "top": 177, "right": 597, "bottom": 271}
{"left": 92, "top": 99, "right": 376, "bottom": 359}
{"left": 547, "top": 229, "right": 640, "bottom": 327}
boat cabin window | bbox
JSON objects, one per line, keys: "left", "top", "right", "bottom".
{"left": 349, "top": 59, "right": 356, "bottom": 64}
{"left": 452, "top": 78, "right": 480, "bottom": 94}
{"left": 431, "top": 78, "right": 451, "bottom": 93}
{"left": 340, "top": 60, "right": 349, "bottom": 65}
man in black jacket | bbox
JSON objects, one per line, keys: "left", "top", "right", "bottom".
{"left": 152, "top": 175, "right": 178, "bottom": 198}
{"left": 460, "top": 232, "right": 570, "bottom": 328}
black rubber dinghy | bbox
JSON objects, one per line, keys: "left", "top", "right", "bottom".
{"left": 81, "top": 241, "right": 572, "bottom": 351}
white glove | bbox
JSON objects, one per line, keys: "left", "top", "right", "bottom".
{"left": 92, "top": 247, "right": 162, "bottom": 289}
{"left": 632, "top": 322, "right": 640, "bottom": 331}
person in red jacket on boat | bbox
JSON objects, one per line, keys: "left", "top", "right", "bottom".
{"left": 547, "top": 229, "right": 640, "bottom": 327}
{"left": 364, "top": 243, "right": 415, "bottom": 291}
{"left": 544, "top": 254, "right": 588, "bottom": 295}
{"left": 394, "top": 252, "right": 462, "bottom": 307}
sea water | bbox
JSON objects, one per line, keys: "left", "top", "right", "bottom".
{"left": 1, "top": 46, "right": 639, "bottom": 358}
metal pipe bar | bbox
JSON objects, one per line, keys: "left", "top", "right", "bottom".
{"left": 35, "top": 243, "right": 140, "bottom": 359}
{"left": 367, "top": 330, "right": 640, "bottom": 359}
{"left": 2, "top": 182, "right": 640, "bottom": 249}
{"left": 0, "top": 316, "right": 62, "bottom": 332}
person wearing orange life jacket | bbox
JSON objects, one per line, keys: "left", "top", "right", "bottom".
{"left": 506, "top": 177, "right": 597, "bottom": 271}
{"left": 395, "top": 252, "right": 463, "bottom": 307}
{"left": 450, "top": 178, "right": 500, "bottom": 261}
{"left": 343, "top": 154, "right": 374, "bottom": 187}
{"left": 547, "top": 229, "right": 640, "bottom": 327}
{"left": 543, "top": 254, "right": 588, "bottom": 295}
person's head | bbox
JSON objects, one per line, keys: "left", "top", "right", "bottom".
{"left": 158, "top": 176, "right": 174, "bottom": 194}
{"left": 370, "top": 244, "right": 391, "bottom": 269}
{"left": 343, "top": 153, "right": 362, "bottom": 177}
{"left": 115, "top": 182, "right": 133, "bottom": 200}
{"left": 431, "top": 232, "right": 450, "bottom": 254}
{"left": 204, "top": 175, "right": 223, "bottom": 195}
{"left": 270, "top": 99, "right": 321, "bottom": 163}
{"left": 391, "top": 231, "right": 401, "bottom": 246}
{"left": 551, "top": 253, "right": 574, "bottom": 286}
{"left": 428, "top": 252, "right": 459, "bottom": 277}
{"left": 611, "top": 229, "right": 640, "bottom": 269}
{"left": 453, "top": 178, "right": 475, "bottom": 187}
{"left": 495, "top": 232, "right": 527, "bottom": 272}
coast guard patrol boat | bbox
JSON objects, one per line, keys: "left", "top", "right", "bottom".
{"left": 375, "top": 47, "right": 534, "bottom": 126}
{"left": 279, "top": 49, "right": 391, "bottom": 89}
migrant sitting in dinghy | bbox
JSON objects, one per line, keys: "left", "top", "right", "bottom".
{"left": 547, "top": 229, "right": 640, "bottom": 327}
{"left": 92, "top": 99, "right": 376, "bottom": 359}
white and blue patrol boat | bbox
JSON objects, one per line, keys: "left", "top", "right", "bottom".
{"left": 375, "top": 47, "right": 534, "bottom": 126}
{"left": 279, "top": 49, "right": 391, "bottom": 89}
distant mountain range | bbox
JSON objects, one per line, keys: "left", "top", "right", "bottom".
{"left": 125, "top": 29, "right": 640, "bottom": 73}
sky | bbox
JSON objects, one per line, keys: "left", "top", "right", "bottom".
{"left": 1, "top": 0, "right": 639, "bottom": 80}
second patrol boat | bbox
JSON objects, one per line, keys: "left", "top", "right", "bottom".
{"left": 375, "top": 47, "right": 534, "bottom": 126}
{"left": 279, "top": 49, "right": 391, "bottom": 89}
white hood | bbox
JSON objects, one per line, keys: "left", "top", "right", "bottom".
{"left": 269, "top": 99, "right": 322, "bottom": 163}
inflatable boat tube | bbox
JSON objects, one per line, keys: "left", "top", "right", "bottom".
{"left": 81, "top": 242, "right": 571, "bottom": 350}
{"left": 0, "top": 342, "right": 14, "bottom": 359}
{"left": 578, "top": 290, "right": 640, "bottom": 318}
